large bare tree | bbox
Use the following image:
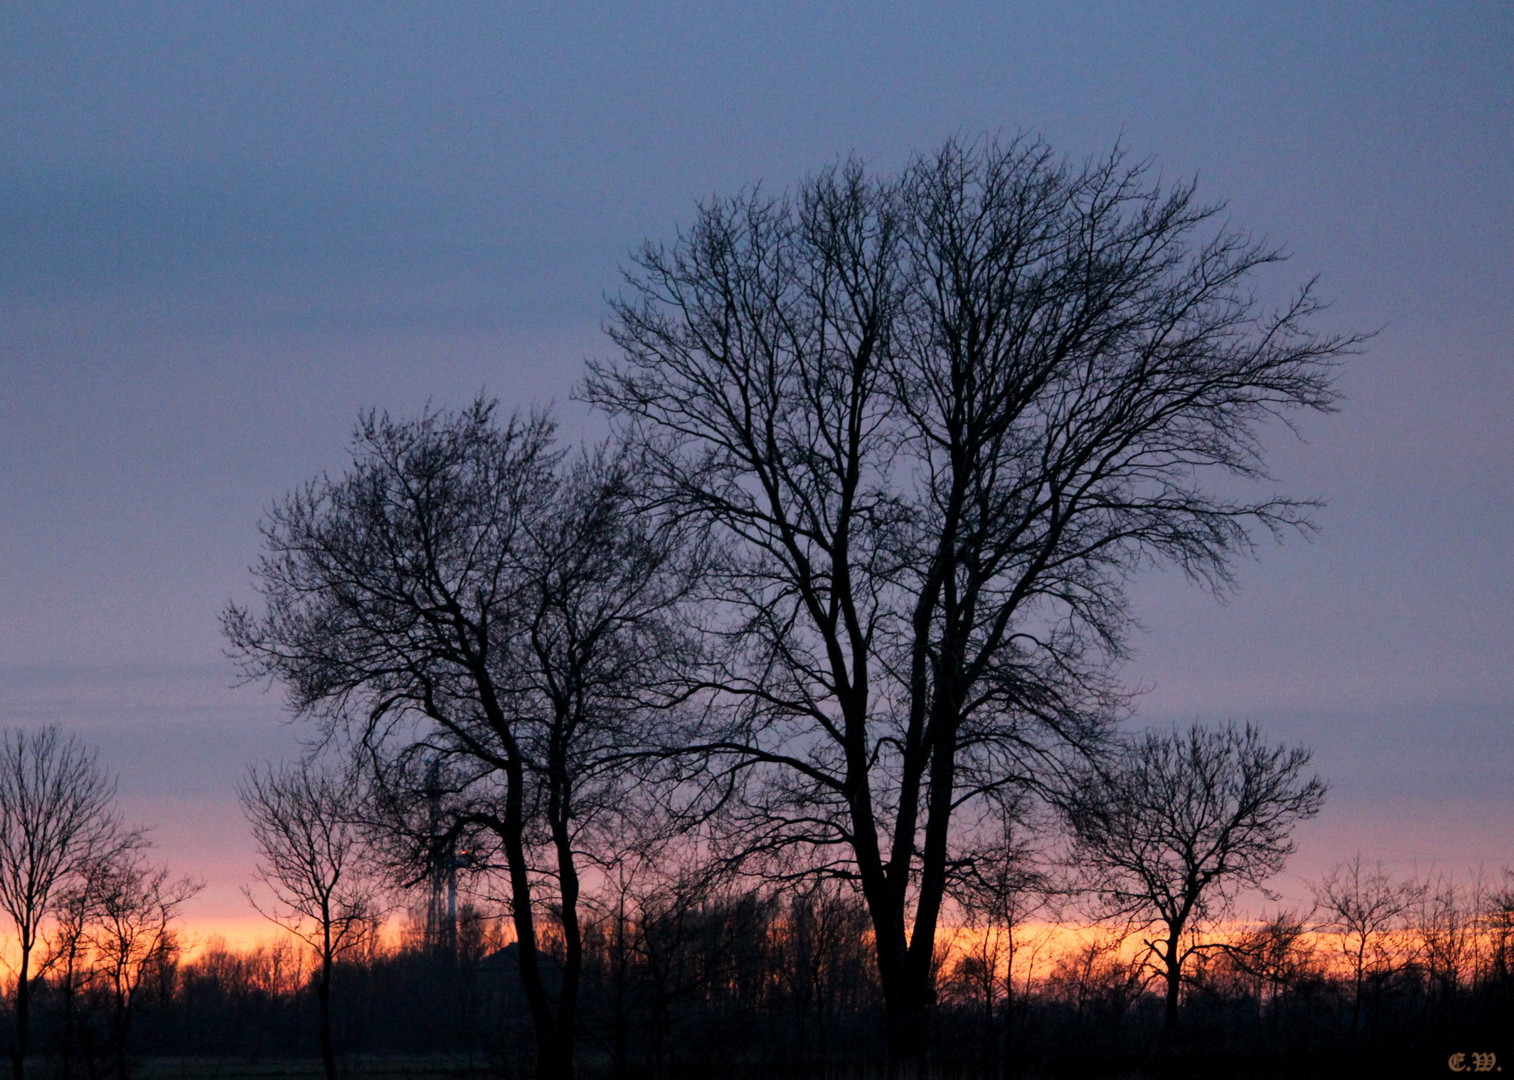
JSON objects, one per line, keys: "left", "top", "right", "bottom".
{"left": 0, "top": 726, "right": 121, "bottom": 1080}
{"left": 225, "top": 403, "right": 702, "bottom": 1080}
{"left": 584, "top": 134, "right": 1357, "bottom": 1065}
{"left": 1063, "top": 722, "right": 1325, "bottom": 1047}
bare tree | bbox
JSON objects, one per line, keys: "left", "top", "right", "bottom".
{"left": 947, "top": 794, "right": 1055, "bottom": 1072}
{"left": 225, "top": 403, "right": 702, "bottom": 1080}
{"left": 39, "top": 834, "right": 151, "bottom": 1080}
{"left": 85, "top": 843, "right": 201, "bottom": 1080}
{"left": 1220, "top": 907, "right": 1321, "bottom": 1038}
{"left": 0, "top": 726, "right": 121, "bottom": 1080}
{"left": 1487, "top": 871, "right": 1514, "bottom": 996}
{"left": 1064, "top": 722, "right": 1324, "bottom": 1047}
{"left": 241, "top": 761, "right": 382, "bottom": 1080}
{"left": 41, "top": 874, "right": 97, "bottom": 1080}
{"left": 1043, "top": 927, "right": 1147, "bottom": 1037}
{"left": 1312, "top": 854, "right": 1422, "bottom": 1035}
{"left": 1410, "top": 870, "right": 1483, "bottom": 1009}
{"left": 584, "top": 133, "right": 1357, "bottom": 1064}
{"left": 498, "top": 445, "right": 706, "bottom": 1074}
{"left": 773, "top": 878, "right": 874, "bottom": 1068}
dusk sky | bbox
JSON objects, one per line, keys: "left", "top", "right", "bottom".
{"left": 1, "top": 3, "right": 1510, "bottom": 934}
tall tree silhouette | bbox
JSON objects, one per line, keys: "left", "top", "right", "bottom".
{"left": 586, "top": 134, "right": 1357, "bottom": 1066}
{"left": 226, "top": 402, "right": 702, "bottom": 1080}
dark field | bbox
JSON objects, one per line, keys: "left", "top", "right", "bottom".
{"left": 109, "top": 1049, "right": 1508, "bottom": 1080}
{"left": 120, "top": 1058, "right": 492, "bottom": 1080}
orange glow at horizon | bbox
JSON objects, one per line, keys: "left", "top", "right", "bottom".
{"left": 2, "top": 907, "right": 1488, "bottom": 984}
{"left": 179, "top": 915, "right": 304, "bottom": 956}
{"left": 178, "top": 914, "right": 422, "bottom": 960}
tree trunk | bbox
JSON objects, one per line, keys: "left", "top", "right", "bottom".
{"left": 882, "top": 979, "right": 930, "bottom": 1077}
{"left": 1160, "top": 933, "right": 1182, "bottom": 1056}
{"left": 858, "top": 831, "right": 936, "bottom": 1073}
{"left": 1001, "top": 943, "right": 1015, "bottom": 1080}
{"left": 475, "top": 673, "right": 569, "bottom": 1080}
{"left": 850, "top": 697, "right": 941, "bottom": 1074}
{"left": 498, "top": 778, "right": 564, "bottom": 1078}
{"left": 503, "top": 842, "right": 562, "bottom": 1080}
{"left": 815, "top": 975, "right": 829, "bottom": 1069}
{"left": 981, "top": 964, "right": 997, "bottom": 1076}
{"left": 1163, "top": 964, "right": 1181, "bottom": 1049}
{"left": 546, "top": 749, "right": 582, "bottom": 1080}
{"left": 879, "top": 754, "right": 960, "bottom": 1071}
{"left": 10, "top": 942, "right": 31, "bottom": 1080}
{"left": 1350, "top": 956, "right": 1365, "bottom": 1037}
{"left": 61, "top": 966, "right": 76, "bottom": 1080}
{"left": 111, "top": 985, "right": 129, "bottom": 1080}
{"left": 317, "top": 949, "right": 337, "bottom": 1080}
{"left": 611, "top": 902, "right": 628, "bottom": 1080}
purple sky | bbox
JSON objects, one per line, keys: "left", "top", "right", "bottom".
{"left": 1, "top": 3, "right": 1510, "bottom": 928}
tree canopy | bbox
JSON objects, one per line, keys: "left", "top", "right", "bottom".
{"left": 585, "top": 133, "right": 1356, "bottom": 1062}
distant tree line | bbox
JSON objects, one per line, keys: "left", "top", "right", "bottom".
{"left": 2, "top": 863, "right": 1512, "bottom": 1077}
